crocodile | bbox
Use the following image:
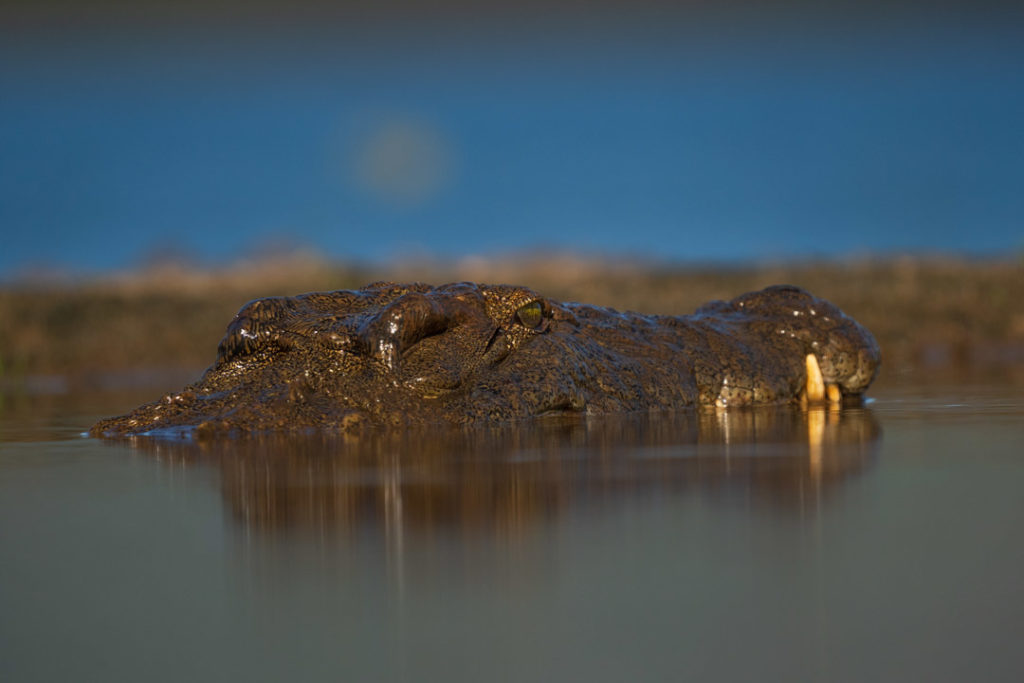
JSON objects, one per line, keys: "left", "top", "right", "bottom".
{"left": 90, "top": 282, "right": 880, "bottom": 437}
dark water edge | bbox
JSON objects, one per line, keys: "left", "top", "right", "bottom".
{"left": 1, "top": 381, "right": 1023, "bottom": 682}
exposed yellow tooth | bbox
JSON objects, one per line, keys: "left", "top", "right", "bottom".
{"left": 827, "top": 383, "right": 842, "bottom": 405}
{"left": 805, "top": 354, "right": 825, "bottom": 403}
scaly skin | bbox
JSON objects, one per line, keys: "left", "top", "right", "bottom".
{"left": 90, "top": 282, "right": 880, "bottom": 437}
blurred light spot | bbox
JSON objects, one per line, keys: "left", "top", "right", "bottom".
{"left": 352, "top": 118, "right": 454, "bottom": 206}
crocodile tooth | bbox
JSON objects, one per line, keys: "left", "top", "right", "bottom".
{"left": 805, "top": 354, "right": 825, "bottom": 403}
{"left": 827, "top": 383, "right": 842, "bottom": 405}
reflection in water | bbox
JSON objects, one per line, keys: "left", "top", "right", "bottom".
{"left": 120, "top": 407, "right": 879, "bottom": 540}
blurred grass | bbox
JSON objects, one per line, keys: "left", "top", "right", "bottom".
{"left": 1, "top": 253, "right": 1022, "bottom": 389}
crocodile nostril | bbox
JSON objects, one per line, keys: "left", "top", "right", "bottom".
{"left": 216, "top": 297, "right": 298, "bottom": 363}
{"left": 217, "top": 315, "right": 258, "bottom": 362}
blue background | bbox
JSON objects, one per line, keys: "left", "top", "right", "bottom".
{"left": 2, "top": 3, "right": 1023, "bottom": 274}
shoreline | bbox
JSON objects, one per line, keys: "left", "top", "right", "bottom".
{"left": 2, "top": 255, "right": 1022, "bottom": 389}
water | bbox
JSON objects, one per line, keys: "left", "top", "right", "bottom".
{"left": 1, "top": 380, "right": 1022, "bottom": 682}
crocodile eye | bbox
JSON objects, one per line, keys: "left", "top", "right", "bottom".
{"left": 515, "top": 300, "right": 544, "bottom": 329}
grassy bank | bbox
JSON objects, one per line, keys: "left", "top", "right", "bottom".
{"left": 2, "top": 254, "right": 1022, "bottom": 388}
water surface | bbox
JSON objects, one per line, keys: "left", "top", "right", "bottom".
{"left": 1, "top": 382, "right": 1022, "bottom": 681}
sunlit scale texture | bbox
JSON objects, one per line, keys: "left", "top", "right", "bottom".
{"left": 90, "top": 282, "right": 880, "bottom": 436}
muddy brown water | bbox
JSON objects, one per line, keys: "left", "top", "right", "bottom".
{"left": 1, "top": 378, "right": 1022, "bottom": 682}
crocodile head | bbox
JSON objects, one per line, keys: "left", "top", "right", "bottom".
{"left": 90, "top": 282, "right": 880, "bottom": 437}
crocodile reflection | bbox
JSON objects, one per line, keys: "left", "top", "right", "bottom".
{"left": 131, "top": 407, "right": 880, "bottom": 536}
